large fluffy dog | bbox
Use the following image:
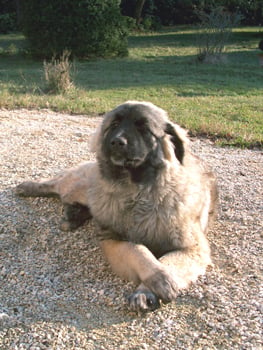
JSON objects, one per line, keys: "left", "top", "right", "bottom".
{"left": 16, "top": 101, "right": 218, "bottom": 311}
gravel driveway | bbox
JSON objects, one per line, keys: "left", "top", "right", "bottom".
{"left": 0, "top": 109, "right": 262, "bottom": 349}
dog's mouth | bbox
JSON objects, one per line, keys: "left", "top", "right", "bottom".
{"left": 110, "top": 156, "right": 144, "bottom": 169}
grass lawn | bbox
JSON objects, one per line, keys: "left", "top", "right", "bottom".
{"left": 0, "top": 27, "right": 262, "bottom": 148}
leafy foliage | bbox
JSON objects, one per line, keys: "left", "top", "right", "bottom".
{"left": 121, "top": 0, "right": 263, "bottom": 26}
{"left": 0, "top": 0, "right": 17, "bottom": 33}
{"left": 21, "top": 0, "right": 129, "bottom": 58}
{"left": 0, "top": 13, "right": 17, "bottom": 33}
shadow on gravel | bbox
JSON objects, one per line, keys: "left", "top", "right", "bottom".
{"left": 0, "top": 187, "right": 215, "bottom": 348}
{"left": 1, "top": 139, "right": 262, "bottom": 348}
{"left": 0, "top": 188, "right": 130, "bottom": 322}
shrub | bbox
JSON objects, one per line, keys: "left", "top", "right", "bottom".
{"left": 196, "top": 7, "right": 242, "bottom": 63}
{"left": 142, "top": 15, "right": 161, "bottom": 31}
{"left": 43, "top": 50, "right": 74, "bottom": 94}
{"left": 0, "top": 13, "right": 17, "bottom": 33}
{"left": 21, "top": 0, "right": 129, "bottom": 58}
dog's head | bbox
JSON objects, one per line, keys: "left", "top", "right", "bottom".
{"left": 91, "top": 101, "right": 189, "bottom": 183}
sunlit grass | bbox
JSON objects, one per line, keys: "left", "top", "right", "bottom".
{"left": 0, "top": 27, "right": 262, "bottom": 147}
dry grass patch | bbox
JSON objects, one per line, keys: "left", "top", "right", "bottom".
{"left": 43, "top": 50, "right": 75, "bottom": 94}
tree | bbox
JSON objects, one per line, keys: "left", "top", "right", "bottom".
{"left": 21, "top": 0, "right": 129, "bottom": 58}
{"left": 121, "top": 0, "right": 263, "bottom": 26}
{"left": 134, "top": 0, "right": 146, "bottom": 25}
{"left": 0, "top": 0, "right": 17, "bottom": 33}
{"left": 15, "top": 0, "right": 22, "bottom": 27}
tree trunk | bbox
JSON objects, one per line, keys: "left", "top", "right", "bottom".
{"left": 15, "top": 0, "right": 22, "bottom": 27}
{"left": 134, "top": 0, "right": 146, "bottom": 26}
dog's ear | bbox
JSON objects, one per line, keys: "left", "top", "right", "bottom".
{"left": 164, "top": 122, "right": 188, "bottom": 164}
{"left": 89, "top": 126, "right": 101, "bottom": 153}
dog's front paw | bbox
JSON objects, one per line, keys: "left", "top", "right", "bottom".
{"left": 143, "top": 267, "right": 178, "bottom": 303}
{"left": 128, "top": 289, "right": 160, "bottom": 312}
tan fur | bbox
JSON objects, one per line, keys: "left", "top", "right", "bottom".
{"left": 16, "top": 101, "right": 218, "bottom": 311}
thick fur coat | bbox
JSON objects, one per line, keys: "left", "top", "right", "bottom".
{"left": 16, "top": 101, "right": 218, "bottom": 311}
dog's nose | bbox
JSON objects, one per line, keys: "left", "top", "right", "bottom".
{"left": 110, "top": 136, "right": 127, "bottom": 148}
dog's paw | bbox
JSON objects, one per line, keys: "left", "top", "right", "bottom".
{"left": 59, "top": 218, "right": 85, "bottom": 231}
{"left": 15, "top": 182, "right": 38, "bottom": 197}
{"left": 59, "top": 219, "right": 73, "bottom": 231}
{"left": 128, "top": 290, "right": 160, "bottom": 312}
{"left": 143, "top": 267, "right": 178, "bottom": 303}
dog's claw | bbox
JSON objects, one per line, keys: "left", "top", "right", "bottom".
{"left": 128, "top": 290, "right": 160, "bottom": 311}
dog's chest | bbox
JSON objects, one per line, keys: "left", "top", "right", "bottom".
{"left": 89, "top": 185, "right": 137, "bottom": 230}
{"left": 129, "top": 190, "right": 179, "bottom": 252}
{"left": 92, "top": 185, "right": 178, "bottom": 252}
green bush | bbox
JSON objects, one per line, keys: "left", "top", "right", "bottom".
{"left": 0, "top": 13, "right": 17, "bottom": 33}
{"left": 21, "top": 0, "right": 129, "bottom": 58}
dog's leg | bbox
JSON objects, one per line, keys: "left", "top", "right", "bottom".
{"left": 16, "top": 176, "right": 92, "bottom": 231}
{"left": 16, "top": 177, "right": 62, "bottom": 198}
{"left": 101, "top": 237, "right": 211, "bottom": 311}
{"left": 130, "top": 239, "right": 211, "bottom": 311}
{"left": 60, "top": 203, "right": 92, "bottom": 231}
{"left": 128, "top": 250, "right": 211, "bottom": 311}
{"left": 100, "top": 239, "right": 179, "bottom": 310}
{"left": 158, "top": 244, "right": 211, "bottom": 289}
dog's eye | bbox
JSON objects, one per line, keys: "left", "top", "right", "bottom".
{"left": 112, "top": 120, "right": 120, "bottom": 127}
{"left": 111, "top": 117, "right": 122, "bottom": 129}
{"left": 134, "top": 119, "right": 146, "bottom": 129}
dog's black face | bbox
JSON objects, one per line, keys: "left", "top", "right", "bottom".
{"left": 98, "top": 102, "right": 185, "bottom": 183}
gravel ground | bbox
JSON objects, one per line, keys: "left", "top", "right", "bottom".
{"left": 0, "top": 109, "right": 262, "bottom": 350}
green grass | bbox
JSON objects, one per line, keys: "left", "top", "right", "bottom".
{"left": 0, "top": 27, "right": 262, "bottom": 148}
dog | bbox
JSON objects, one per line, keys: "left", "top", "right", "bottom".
{"left": 16, "top": 101, "right": 218, "bottom": 311}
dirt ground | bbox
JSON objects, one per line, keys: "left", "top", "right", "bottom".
{"left": 0, "top": 109, "right": 262, "bottom": 349}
